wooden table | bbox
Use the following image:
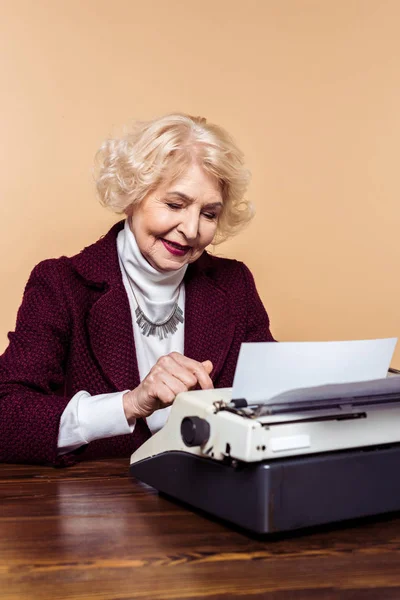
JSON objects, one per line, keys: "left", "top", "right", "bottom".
{"left": 1, "top": 459, "right": 400, "bottom": 599}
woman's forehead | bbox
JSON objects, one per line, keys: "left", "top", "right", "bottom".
{"left": 162, "top": 163, "right": 223, "bottom": 201}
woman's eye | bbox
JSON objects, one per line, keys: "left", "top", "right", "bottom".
{"left": 166, "top": 203, "right": 183, "bottom": 210}
{"left": 203, "top": 212, "right": 217, "bottom": 220}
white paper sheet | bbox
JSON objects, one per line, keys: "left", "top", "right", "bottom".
{"left": 232, "top": 339, "right": 397, "bottom": 403}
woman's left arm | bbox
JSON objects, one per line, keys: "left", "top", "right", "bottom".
{"left": 241, "top": 263, "right": 276, "bottom": 343}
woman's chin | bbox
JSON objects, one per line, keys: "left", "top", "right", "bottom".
{"left": 148, "top": 255, "right": 188, "bottom": 273}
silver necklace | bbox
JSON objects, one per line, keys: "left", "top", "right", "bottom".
{"left": 121, "top": 262, "right": 184, "bottom": 340}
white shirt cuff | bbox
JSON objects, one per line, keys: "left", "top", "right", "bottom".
{"left": 58, "top": 390, "right": 135, "bottom": 455}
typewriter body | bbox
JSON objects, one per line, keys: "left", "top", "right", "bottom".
{"left": 130, "top": 376, "right": 400, "bottom": 533}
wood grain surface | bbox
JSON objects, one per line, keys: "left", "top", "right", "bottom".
{"left": 1, "top": 459, "right": 400, "bottom": 600}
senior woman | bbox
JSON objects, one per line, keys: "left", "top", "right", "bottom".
{"left": 0, "top": 113, "right": 274, "bottom": 466}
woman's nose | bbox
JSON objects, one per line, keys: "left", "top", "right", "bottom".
{"left": 178, "top": 211, "right": 199, "bottom": 241}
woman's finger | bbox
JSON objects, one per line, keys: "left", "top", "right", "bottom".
{"left": 168, "top": 353, "right": 214, "bottom": 390}
{"left": 158, "top": 371, "right": 189, "bottom": 397}
{"left": 152, "top": 379, "right": 179, "bottom": 406}
{"left": 156, "top": 354, "right": 198, "bottom": 388}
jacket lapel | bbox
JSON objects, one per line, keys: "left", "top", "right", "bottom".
{"left": 72, "top": 221, "right": 140, "bottom": 392}
{"left": 86, "top": 284, "right": 140, "bottom": 391}
{"left": 184, "top": 256, "right": 236, "bottom": 382}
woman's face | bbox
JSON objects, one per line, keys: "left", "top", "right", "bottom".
{"left": 129, "top": 162, "right": 223, "bottom": 272}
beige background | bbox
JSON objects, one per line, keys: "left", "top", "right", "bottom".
{"left": 1, "top": 0, "right": 399, "bottom": 367}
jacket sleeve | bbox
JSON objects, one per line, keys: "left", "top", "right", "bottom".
{"left": 0, "top": 260, "right": 76, "bottom": 466}
{"left": 241, "top": 263, "right": 276, "bottom": 343}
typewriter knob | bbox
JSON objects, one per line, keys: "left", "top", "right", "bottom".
{"left": 181, "top": 416, "right": 210, "bottom": 447}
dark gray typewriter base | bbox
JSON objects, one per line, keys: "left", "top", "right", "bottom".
{"left": 129, "top": 444, "right": 400, "bottom": 533}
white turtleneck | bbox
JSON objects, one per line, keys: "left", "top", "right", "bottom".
{"left": 117, "top": 219, "right": 187, "bottom": 430}
{"left": 57, "top": 219, "right": 187, "bottom": 455}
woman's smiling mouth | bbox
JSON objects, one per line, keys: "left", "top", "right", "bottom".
{"left": 160, "top": 238, "right": 191, "bottom": 256}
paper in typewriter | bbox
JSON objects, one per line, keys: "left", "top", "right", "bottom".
{"left": 232, "top": 338, "right": 397, "bottom": 404}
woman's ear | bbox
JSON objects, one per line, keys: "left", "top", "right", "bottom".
{"left": 124, "top": 205, "right": 134, "bottom": 218}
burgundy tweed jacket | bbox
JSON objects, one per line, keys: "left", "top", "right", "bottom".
{"left": 0, "top": 221, "right": 274, "bottom": 466}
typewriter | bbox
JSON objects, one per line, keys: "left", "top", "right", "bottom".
{"left": 130, "top": 373, "right": 400, "bottom": 534}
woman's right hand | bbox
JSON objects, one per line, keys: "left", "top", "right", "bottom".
{"left": 123, "top": 352, "right": 213, "bottom": 424}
